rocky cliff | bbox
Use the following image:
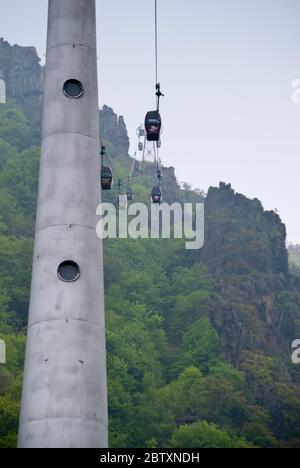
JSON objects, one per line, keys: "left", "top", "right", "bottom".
{"left": 99, "top": 105, "right": 129, "bottom": 157}
{"left": 0, "top": 38, "right": 43, "bottom": 105}
{"left": 201, "top": 183, "right": 300, "bottom": 372}
{"left": 203, "top": 182, "right": 288, "bottom": 277}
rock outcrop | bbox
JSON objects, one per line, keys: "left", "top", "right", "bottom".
{"left": 0, "top": 38, "right": 43, "bottom": 103}
{"left": 99, "top": 106, "right": 130, "bottom": 157}
{"left": 202, "top": 182, "right": 289, "bottom": 277}
{"left": 201, "top": 182, "right": 297, "bottom": 367}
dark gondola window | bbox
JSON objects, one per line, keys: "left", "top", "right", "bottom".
{"left": 63, "top": 79, "right": 84, "bottom": 99}
{"left": 58, "top": 261, "right": 80, "bottom": 282}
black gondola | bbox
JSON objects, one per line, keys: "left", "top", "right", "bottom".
{"left": 151, "top": 185, "right": 162, "bottom": 204}
{"left": 101, "top": 166, "right": 113, "bottom": 190}
{"left": 126, "top": 187, "right": 134, "bottom": 201}
{"left": 145, "top": 111, "right": 162, "bottom": 142}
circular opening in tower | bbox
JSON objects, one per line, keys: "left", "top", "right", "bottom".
{"left": 57, "top": 261, "right": 80, "bottom": 282}
{"left": 63, "top": 79, "right": 84, "bottom": 99}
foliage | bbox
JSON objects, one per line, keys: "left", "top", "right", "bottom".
{"left": 168, "top": 421, "right": 249, "bottom": 449}
{"left": 0, "top": 100, "right": 299, "bottom": 449}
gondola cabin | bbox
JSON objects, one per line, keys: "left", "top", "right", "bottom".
{"left": 101, "top": 166, "right": 113, "bottom": 190}
{"left": 151, "top": 185, "right": 162, "bottom": 204}
{"left": 138, "top": 142, "right": 143, "bottom": 151}
{"left": 127, "top": 187, "right": 134, "bottom": 201}
{"left": 145, "top": 111, "right": 162, "bottom": 142}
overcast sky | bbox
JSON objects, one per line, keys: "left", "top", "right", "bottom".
{"left": 1, "top": 0, "right": 300, "bottom": 242}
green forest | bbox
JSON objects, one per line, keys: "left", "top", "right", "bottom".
{"left": 0, "top": 98, "right": 300, "bottom": 448}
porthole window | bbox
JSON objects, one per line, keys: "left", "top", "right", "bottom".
{"left": 63, "top": 79, "right": 84, "bottom": 99}
{"left": 58, "top": 261, "right": 80, "bottom": 282}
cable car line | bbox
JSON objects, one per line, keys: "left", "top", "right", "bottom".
{"left": 100, "top": 0, "right": 165, "bottom": 207}
{"left": 125, "top": 159, "right": 136, "bottom": 201}
{"left": 100, "top": 136, "right": 137, "bottom": 203}
{"left": 100, "top": 141, "right": 113, "bottom": 190}
{"left": 155, "top": 0, "right": 158, "bottom": 86}
{"left": 134, "top": 119, "right": 163, "bottom": 204}
{"left": 117, "top": 178, "right": 122, "bottom": 195}
{"left": 154, "top": 0, "right": 164, "bottom": 111}
{"left": 100, "top": 136, "right": 124, "bottom": 192}
{"left": 145, "top": 0, "right": 163, "bottom": 144}
{"left": 128, "top": 158, "right": 137, "bottom": 180}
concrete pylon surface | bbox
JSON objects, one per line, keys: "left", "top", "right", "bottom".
{"left": 18, "top": 0, "right": 108, "bottom": 448}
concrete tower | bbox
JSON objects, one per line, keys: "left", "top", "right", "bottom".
{"left": 18, "top": 0, "right": 108, "bottom": 448}
{"left": 0, "top": 70, "right": 6, "bottom": 104}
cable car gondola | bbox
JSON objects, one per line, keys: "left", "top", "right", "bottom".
{"left": 151, "top": 185, "right": 162, "bottom": 204}
{"left": 126, "top": 187, "right": 134, "bottom": 202}
{"left": 101, "top": 166, "right": 113, "bottom": 190}
{"left": 145, "top": 111, "right": 161, "bottom": 142}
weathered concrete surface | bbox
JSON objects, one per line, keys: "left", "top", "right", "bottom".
{"left": 18, "top": 0, "right": 108, "bottom": 448}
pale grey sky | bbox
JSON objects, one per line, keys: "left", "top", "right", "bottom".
{"left": 1, "top": 0, "right": 300, "bottom": 242}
